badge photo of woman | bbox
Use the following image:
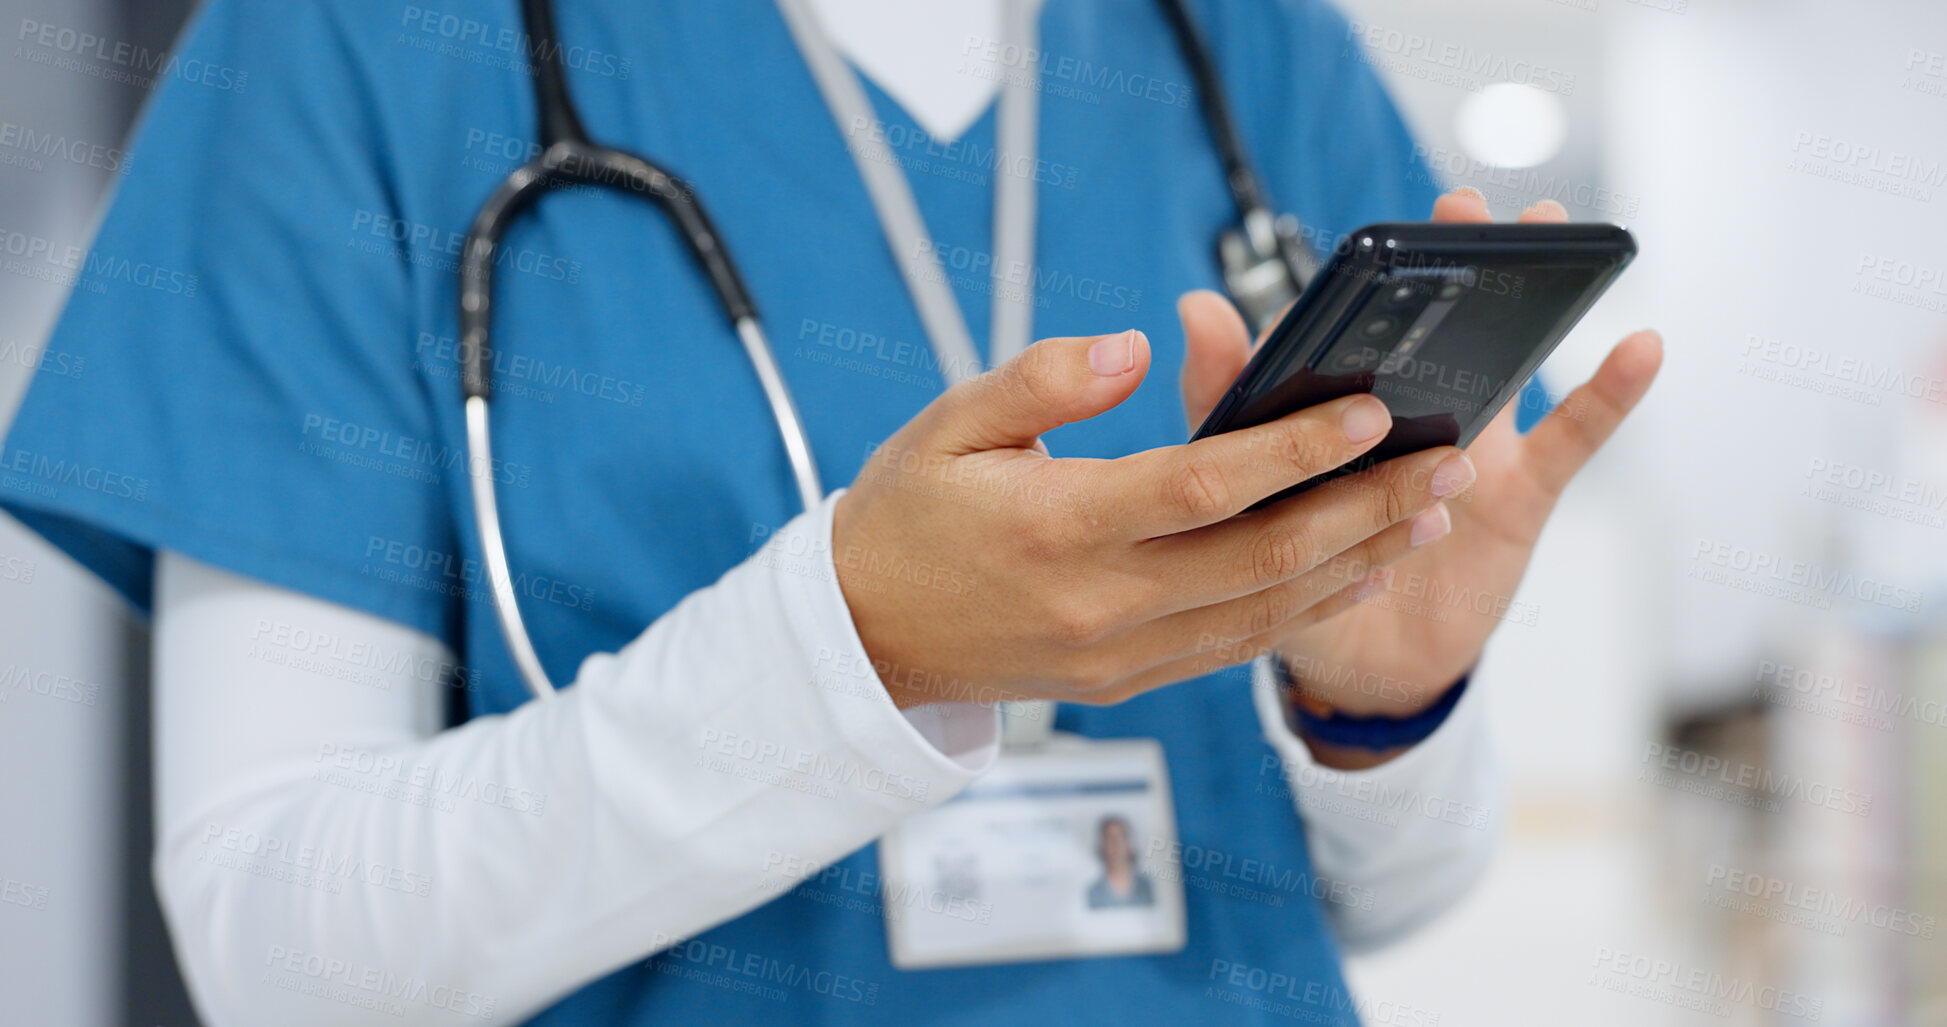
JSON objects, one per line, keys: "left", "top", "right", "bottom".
{"left": 1087, "top": 815, "right": 1156, "bottom": 909}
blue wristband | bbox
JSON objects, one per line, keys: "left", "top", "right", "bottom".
{"left": 1280, "top": 658, "right": 1469, "bottom": 751}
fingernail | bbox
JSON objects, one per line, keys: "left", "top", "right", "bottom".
{"left": 1341, "top": 396, "right": 1391, "bottom": 443}
{"left": 1431, "top": 453, "right": 1475, "bottom": 498}
{"left": 1409, "top": 504, "right": 1451, "bottom": 547}
{"left": 1088, "top": 330, "right": 1138, "bottom": 376}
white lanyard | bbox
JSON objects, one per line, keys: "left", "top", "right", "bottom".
{"left": 776, "top": 0, "right": 1053, "bottom": 744}
{"left": 774, "top": 0, "right": 1041, "bottom": 378}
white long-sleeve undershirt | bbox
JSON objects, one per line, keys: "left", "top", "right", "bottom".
{"left": 152, "top": 490, "right": 1495, "bottom": 1026}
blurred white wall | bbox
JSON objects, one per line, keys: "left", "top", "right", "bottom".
{"left": 0, "top": 2, "right": 153, "bottom": 1025}
{"left": 1336, "top": 0, "right": 1947, "bottom": 1023}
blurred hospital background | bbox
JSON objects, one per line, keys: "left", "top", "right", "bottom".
{"left": 2, "top": 1, "right": 1943, "bottom": 1023}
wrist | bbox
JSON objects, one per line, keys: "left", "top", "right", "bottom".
{"left": 1274, "top": 654, "right": 1469, "bottom": 754}
{"left": 1272, "top": 649, "right": 1458, "bottom": 718}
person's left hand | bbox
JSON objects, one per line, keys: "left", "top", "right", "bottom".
{"left": 1177, "top": 188, "right": 1663, "bottom": 743}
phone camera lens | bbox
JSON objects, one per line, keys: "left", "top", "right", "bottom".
{"left": 1335, "top": 348, "right": 1374, "bottom": 370}
{"left": 1360, "top": 316, "right": 1396, "bottom": 339}
{"left": 1387, "top": 283, "right": 1416, "bottom": 304}
{"left": 1437, "top": 281, "right": 1463, "bottom": 301}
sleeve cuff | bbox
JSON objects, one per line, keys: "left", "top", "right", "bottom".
{"left": 770, "top": 488, "right": 1000, "bottom": 787}
{"left": 1250, "top": 654, "right": 1500, "bottom": 950}
{"left": 1251, "top": 654, "right": 1487, "bottom": 804}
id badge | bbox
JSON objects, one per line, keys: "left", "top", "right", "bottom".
{"left": 879, "top": 735, "right": 1187, "bottom": 969}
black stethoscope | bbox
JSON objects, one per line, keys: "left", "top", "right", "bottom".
{"left": 462, "top": 0, "right": 1318, "bottom": 700}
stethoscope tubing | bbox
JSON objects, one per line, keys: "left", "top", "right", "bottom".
{"left": 459, "top": 140, "right": 819, "bottom": 701}
{"left": 464, "top": 0, "right": 1306, "bottom": 702}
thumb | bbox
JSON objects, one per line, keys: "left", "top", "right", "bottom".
{"left": 1178, "top": 290, "right": 1252, "bottom": 431}
{"left": 932, "top": 330, "right": 1150, "bottom": 454}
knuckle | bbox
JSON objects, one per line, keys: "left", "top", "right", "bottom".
{"left": 1270, "top": 418, "right": 1335, "bottom": 472}
{"left": 1052, "top": 649, "right": 1120, "bottom": 693}
{"left": 1043, "top": 599, "right": 1111, "bottom": 648}
{"left": 1166, "top": 456, "right": 1233, "bottom": 521}
{"left": 1378, "top": 471, "right": 1415, "bottom": 528}
{"left": 1195, "top": 636, "right": 1262, "bottom": 677}
{"left": 1334, "top": 534, "right": 1390, "bottom": 587}
{"left": 993, "top": 352, "right": 1062, "bottom": 412}
{"left": 1248, "top": 524, "right": 1312, "bottom": 587}
{"left": 1245, "top": 583, "right": 1299, "bottom": 637}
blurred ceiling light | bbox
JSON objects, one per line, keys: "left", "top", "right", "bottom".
{"left": 1455, "top": 83, "right": 1568, "bottom": 169}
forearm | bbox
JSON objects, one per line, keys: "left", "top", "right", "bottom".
{"left": 153, "top": 496, "right": 995, "bottom": 1026}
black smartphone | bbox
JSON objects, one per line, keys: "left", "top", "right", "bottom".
{"left": 1191, "top": 221, "right": 1636, "bottom": 497}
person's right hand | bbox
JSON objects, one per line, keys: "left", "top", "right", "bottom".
{"left": 832, "top": 329, "right": 1468, "bottom": 710}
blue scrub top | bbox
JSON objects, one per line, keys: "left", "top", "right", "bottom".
{"left": 2, "top": 0, "right": 1448, "bottom": 1023}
